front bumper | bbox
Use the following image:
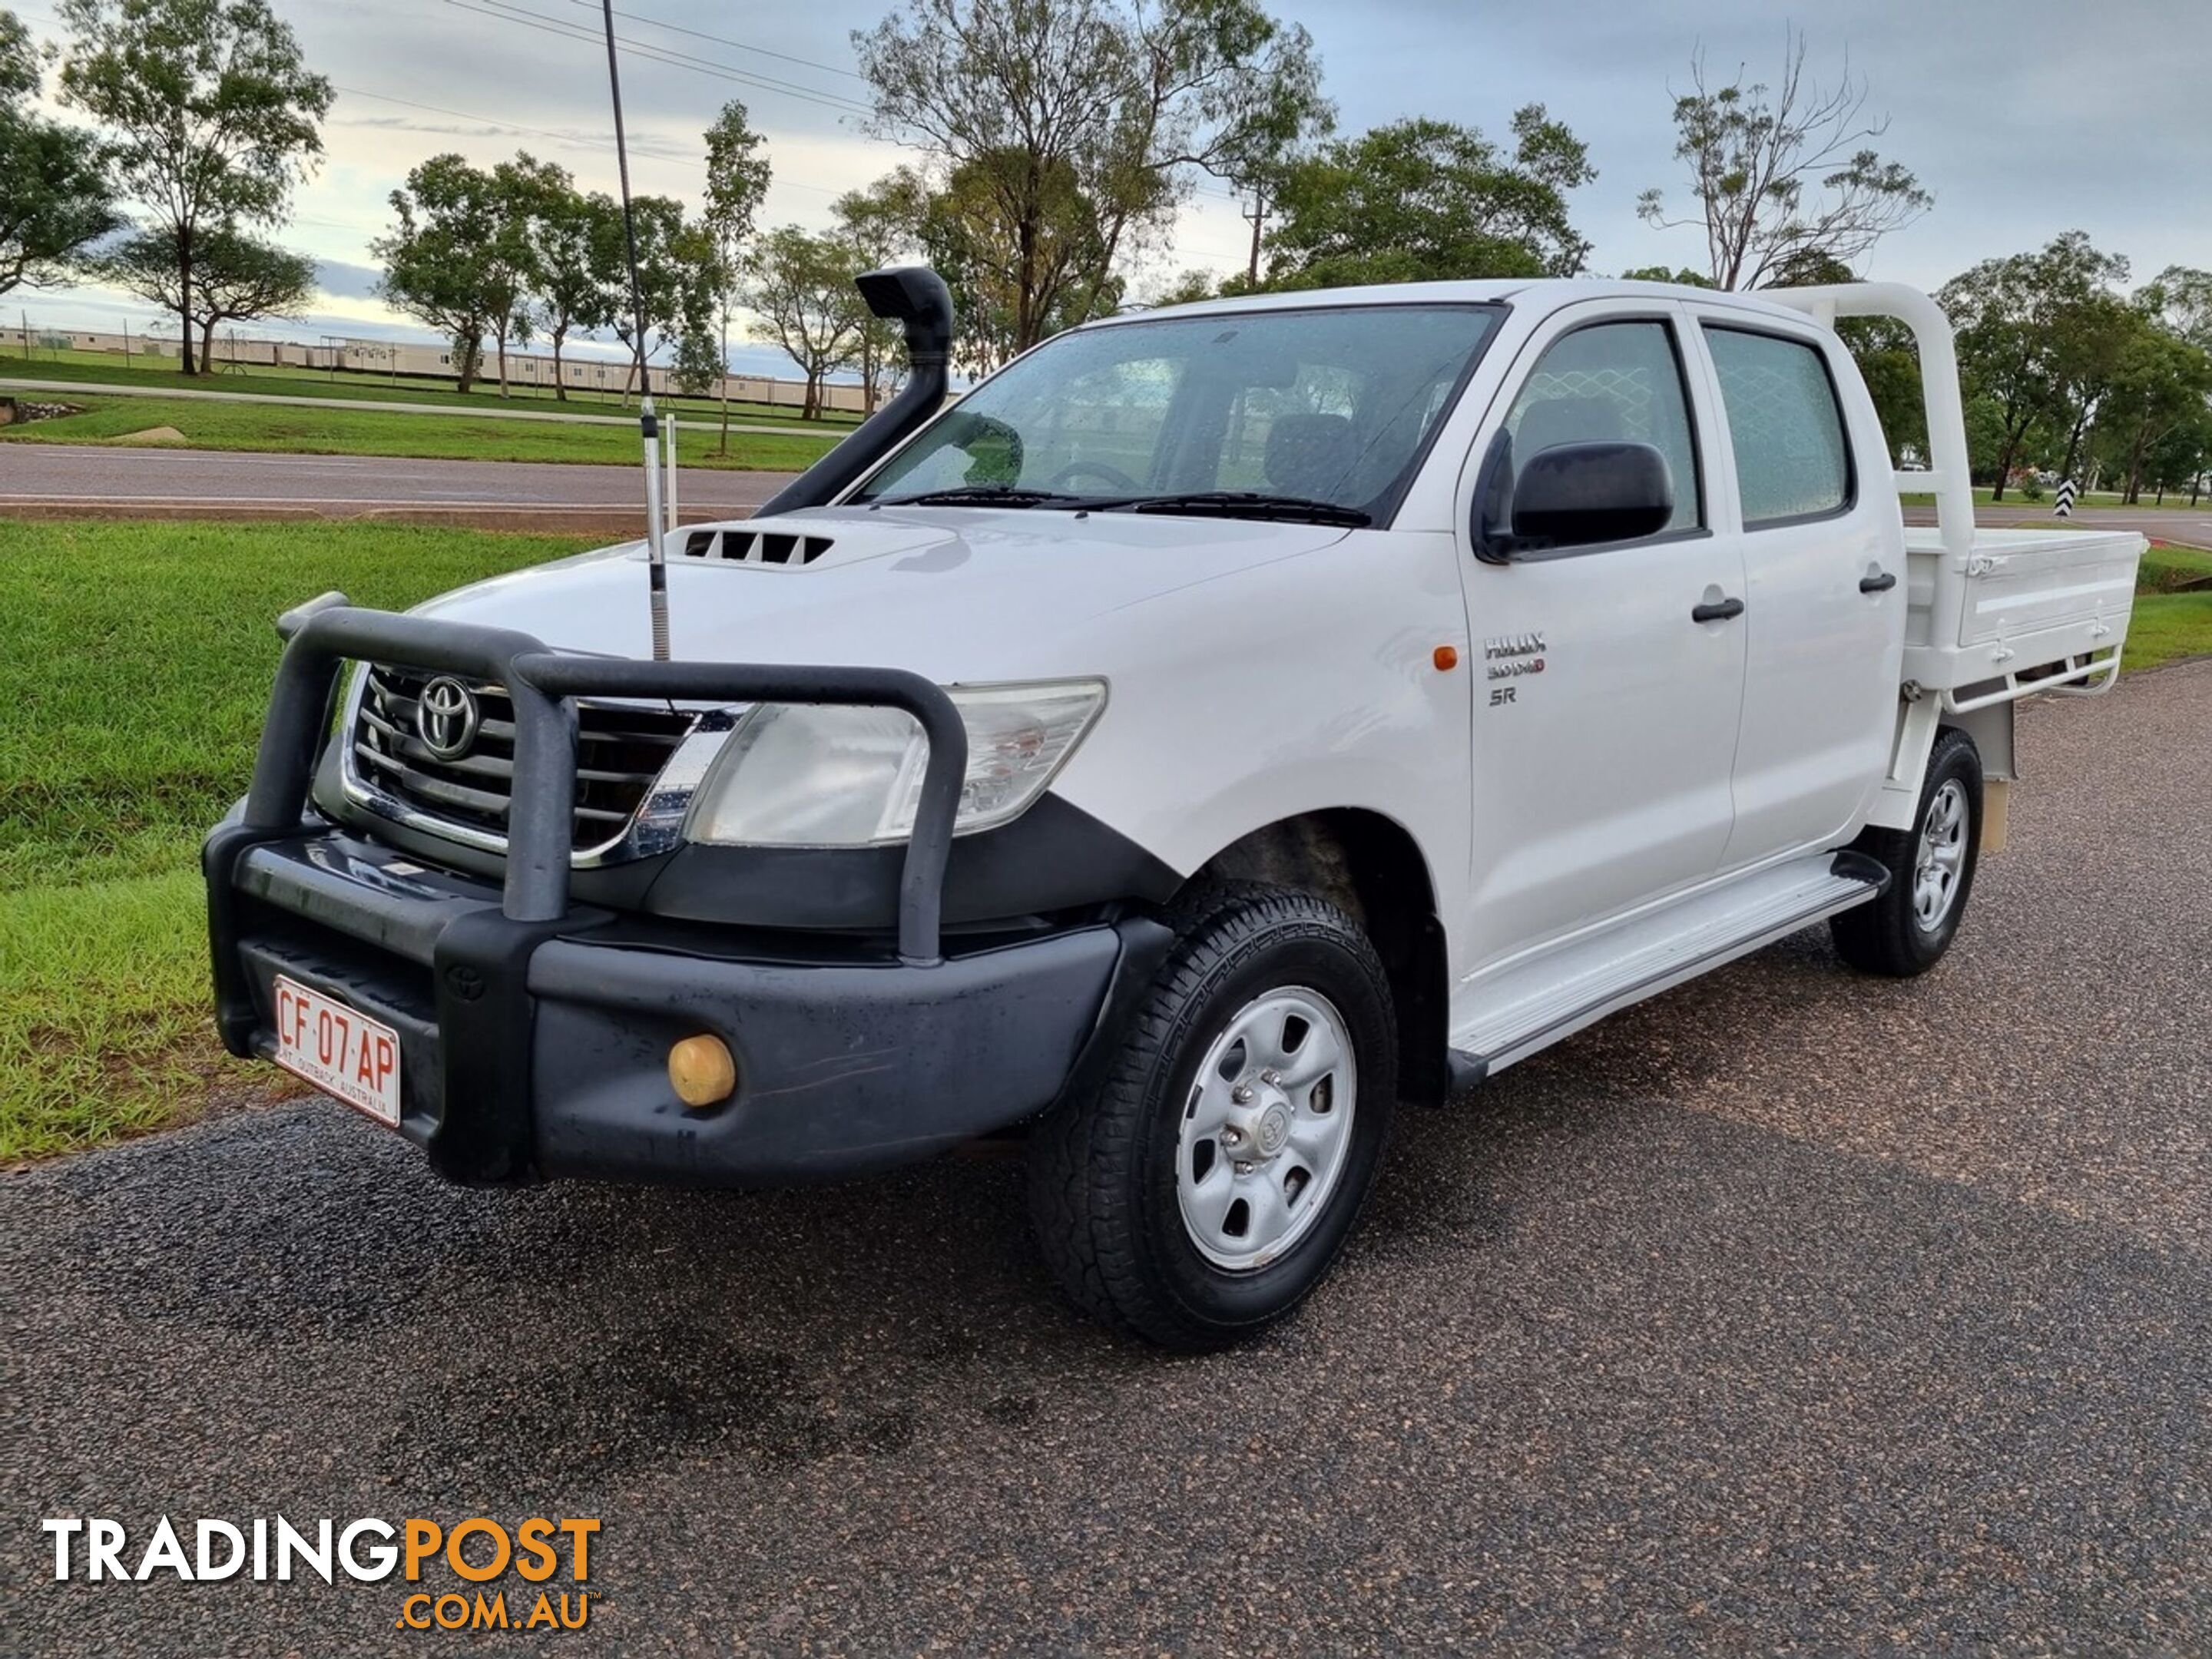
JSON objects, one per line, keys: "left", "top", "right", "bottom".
{"left": 207, "top": 821, "right": 1142, "bottom": 1185}
{"left": 204, "top": 599, "right": 1160, "bottom": 1187}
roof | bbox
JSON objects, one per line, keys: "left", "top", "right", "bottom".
{"left": 1102, "top": 276, "right": 1833, "bottom": 329}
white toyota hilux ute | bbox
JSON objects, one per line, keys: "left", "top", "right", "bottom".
{"left": 206, "top": 269, "right": 2144, "bottom": 1349}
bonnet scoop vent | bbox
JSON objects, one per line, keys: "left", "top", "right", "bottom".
{"left": 684, "top": 527, "right": 835, "bottom": 566}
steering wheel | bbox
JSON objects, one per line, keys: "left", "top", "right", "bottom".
{"left": 1047, "top": 460, "right": 1141, "bottom": 493}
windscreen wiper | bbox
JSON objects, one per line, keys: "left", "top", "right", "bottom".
{"left": 1091, "top": 491, "right": 1373, "bottom": 528}
{"left": 873, "top": 484, "right": 1091, "bottom": 508}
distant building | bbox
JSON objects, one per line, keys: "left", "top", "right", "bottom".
{"left": 0, "top": 323, "right": 872, "bottom": 413}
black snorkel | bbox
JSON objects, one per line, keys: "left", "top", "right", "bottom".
{"left": 753, "top": 267, "right": 956, "bottom": 517}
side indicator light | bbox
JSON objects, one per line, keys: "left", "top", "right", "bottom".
{"left": 1432, "top": 644, "right": 1459, "bottom": 672}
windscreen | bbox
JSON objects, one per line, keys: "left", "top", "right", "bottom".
{"left": 852, "top": 304, "right": 1505, "bottom": 522}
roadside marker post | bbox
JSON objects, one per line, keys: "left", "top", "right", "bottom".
{"left": 2055, "top": 478, "right": 2076, "bottom": 518}
{"left": 665, "top": 411, "right": 679, "bottom": 532}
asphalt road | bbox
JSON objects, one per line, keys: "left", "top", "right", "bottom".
{"left": 1901, "top": 500, "right": 2212, "bottom": 550}
{"left": 4, "top": 441, "right": 2209, "bottom": 545}
{"left": 5, "top": 664, "right": 2210, "bottom": 1656}
{"left": 0, "top": 443, "right": 800, "bottom": 530}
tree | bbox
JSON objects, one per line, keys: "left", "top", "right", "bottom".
{"left": 741, "top": 226, "right": 862, "bottom": 419}
{"left": 2097, "top": 322, "right": 2212, "bottom": 504}
{"left": 599, "top": 194, "right": 717, "bottom": 401}
{"left": 524, "top": 177, "right": 618, "bottom": 402}
{"left": 1940, "top": 232, "right": 2131, "bottom": 499}
{"left": 475, "top": 154, "right": 565, "bottom": 397}
{"left": 0, "top": 8, "right": 119, "bottom": 296}
{"left": 832, "top": 171, "right": 926, "bottom": 410}
{"left": 1262, "top": 110, "right": 1594, "bottom": 289}
{"left": 1617, "top": 264, "right": 1714, "bottom": 286}
{"left": 854, "top": 0, "right": 1327, "bottom": 359}
{"left": 2139, "top": 266, "right": 2212, "bottom": 353}
{"left": 58, "top": 0, "right": 331, "bottom": 375}
{"left": 700, "top": 101, "right": 772, "bottom": 451}
{"left": 1637, "top": 31, "right": 1929, "bottom": 291}
{"left": 99, "top": 222, "right": 312, "bottom": 366}
{"left": 376, "top": 153, "right": 505, "bottom": 392}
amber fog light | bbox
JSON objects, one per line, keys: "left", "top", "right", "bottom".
{"left": 668, "top": 1034, "right": 737, "bottom": 1110}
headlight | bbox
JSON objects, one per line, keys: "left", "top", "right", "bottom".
{"left": 682, "top": 680, "right": 1107, "bottom": 847}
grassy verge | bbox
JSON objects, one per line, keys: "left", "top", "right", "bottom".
{"left": 2124, "top": 542, "right": 2212, "bottom": 673}
{"left": 0, "top": 518, "right": 597, "bottom": 1161}
{"left": 2, "top": 345, "right": 862, "bottom": 428}
{"left": 0, "top": 395, "right": 837, "bottom": 471}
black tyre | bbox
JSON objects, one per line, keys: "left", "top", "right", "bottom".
{"left": 1830, "top": 726, "right": 1983, "bottom": 977}
{"left": 1027, "top": 884, "right": 1397, "bottom": 1350}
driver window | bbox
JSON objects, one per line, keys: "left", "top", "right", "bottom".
{"left": 1505, "top": 320, "right": 1702, "bottom": 535}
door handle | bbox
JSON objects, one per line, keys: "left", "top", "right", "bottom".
{"left": 1690, "top": 596, "right": 1746, "bottom": 622}
{"left": 1859, "top": 571, "right": 1898, "bottom": 594}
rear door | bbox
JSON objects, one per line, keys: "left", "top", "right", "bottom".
{"left": 1455, "top": 299, "right": 1750, "bottom": 972}
{"left": 1685, "top": 313, "right": 1906, "bottom": 866}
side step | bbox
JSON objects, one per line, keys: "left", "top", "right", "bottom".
{"left": 1450, "top": 852, "right": 1886, "bottom": 1077}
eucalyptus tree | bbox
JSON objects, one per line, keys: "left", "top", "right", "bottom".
{"left": 58, "top": 0, "right": 331, "bottom": 374}
{"left": 1637, "top": 31, "right": 1929, "bottom": 292}
{"left": 99, "top": 223, "right": 313, "bottom": 368}
{"left": 701, "top": 100, "right": 771, "bottom": 449}
{"left": 1263, "top": 110, "right": 1594, "bottom": 289}
{"left": 854, "top": 0, "right": 1328, "bottom": 359}
{"left": 1939, "top": 232, "right": 2131, "bottom": 500}
{"left": 0, "top": 8, "right": 118, "bottom": 296}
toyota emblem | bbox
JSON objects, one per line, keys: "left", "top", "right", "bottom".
{"left": 414, "top": 676, "right": 481, "bottom": 761}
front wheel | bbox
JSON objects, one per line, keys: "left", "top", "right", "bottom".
{"left": 1027, "top": 885, "right": 1396, "bottom": 1349}
{"left": 1830, "top": 726, "right": 1983, "bottom": 977}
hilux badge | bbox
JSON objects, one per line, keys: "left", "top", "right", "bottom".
{"left": 415, "top": 676, "right": 481, "bottom": 761}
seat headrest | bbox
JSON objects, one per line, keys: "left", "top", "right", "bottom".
{"left": 1513, "top": 396, "right": 1628, "bottom": 458}
{"left": 1263, "top": 412, "right": 1357, "bottom": 495}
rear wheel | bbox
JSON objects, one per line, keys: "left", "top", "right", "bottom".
{"left": 1830, "top": 726, "right": 1982, "bottom": 977}
{"left": 1026, "top": 885, "right": 1396, "bottom": 1350}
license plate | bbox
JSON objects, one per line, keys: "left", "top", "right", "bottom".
{"left": 271, "top": 975, "right": 402, "bottom": 1128}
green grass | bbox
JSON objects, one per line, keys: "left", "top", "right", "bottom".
{"left": 2, "top": 343, "right": 863, "bottom": 428}
{"left": 0, "top": 395, "right": 838, "bottom": 471}
{"left": 0, "top": 518, "right": 597, "bottom": 1161}
{"left": 2121, "top": 543, "right": 2212, "bottom": 674}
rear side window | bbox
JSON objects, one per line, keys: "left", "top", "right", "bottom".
{"left": 1705, "top": 327, "right": 1852, "bottom": 525}
{"left": 1505, "top": 320, "right": 1703, "bottom": 537}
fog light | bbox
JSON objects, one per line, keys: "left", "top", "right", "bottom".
{"left": 667, "top": 1034, "right": 737, "bottom": 1110}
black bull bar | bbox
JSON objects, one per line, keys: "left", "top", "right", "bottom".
{"left": 218, "top": 594, "right": 968, "bottom": 962}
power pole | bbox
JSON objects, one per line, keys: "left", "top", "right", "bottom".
{"left": 1241, "top": 184, "right": 1268, "bottom": 287}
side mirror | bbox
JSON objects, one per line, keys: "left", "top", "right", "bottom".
{"left": 1501, "top": 440, "right": 1674, "bottom": 554}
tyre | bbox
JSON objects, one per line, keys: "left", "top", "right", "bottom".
{"left": 1027, "top": 884, "right": 1397, "bottom": 1350}
{"left": 1830, "top": 726, "right": 1982, "bottom": 978}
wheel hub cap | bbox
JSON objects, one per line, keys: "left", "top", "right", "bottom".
{"left": 1174, "top": 988, "right": 1357, "bottom": 1273}
{"left": 1912, "top": 778, "right": 1969, "bottom": 932}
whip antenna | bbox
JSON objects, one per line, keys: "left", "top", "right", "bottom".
{"left": 599, "top": 0, "right": 670, "bottom": 661}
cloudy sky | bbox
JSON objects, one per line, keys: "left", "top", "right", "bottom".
{"left": 12, "top": 0, "right": 2210, "bottom": 376}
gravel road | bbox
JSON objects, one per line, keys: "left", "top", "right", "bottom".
{"left": 4, "top": 662, "right": 2208, "bottom": 1656}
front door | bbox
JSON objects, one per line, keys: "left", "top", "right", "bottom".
{"left": 1455, "top": 302, "right": 1750, "bottom": 975}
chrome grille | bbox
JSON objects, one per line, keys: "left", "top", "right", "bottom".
{"left": 350, "top": 664, "right": 696, "bottom": 851}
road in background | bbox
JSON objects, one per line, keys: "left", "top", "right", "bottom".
{"left": 5, "top": 442, "right": 2209, "bottom": 544}
{"left": 1902, "top": 500, "right": 2212, "bottom": 548}
{"left": 0, "top": 443, "right": 798, "bottom": 530}
{"left": 5, "top": 664, "right": 2210, "bottom": 1655}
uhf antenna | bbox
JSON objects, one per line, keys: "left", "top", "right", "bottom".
{"left": 599, "top": 0, "right": 670, "bottom": 661}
